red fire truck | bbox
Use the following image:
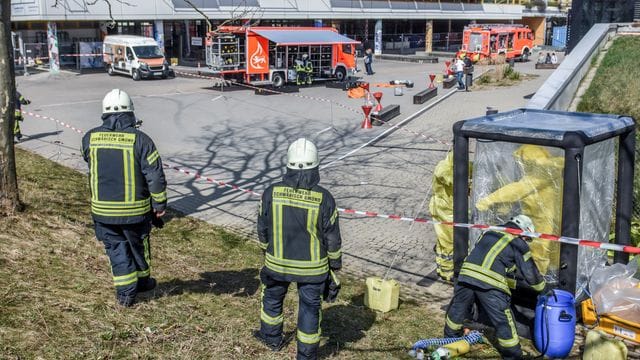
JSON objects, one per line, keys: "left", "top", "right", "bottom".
{"left": 457, "top": 24, "right": 534, "bottom": 62}
{"left": 205, "top": 26, "right": 359, "bottom": 87}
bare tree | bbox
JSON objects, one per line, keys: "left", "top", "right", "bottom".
{"left": 0, "top": 0, "right": 21, "bottom": 214}
{"left": 182, "top": 0, "right": 263, "bottom": 34}
{"left": 52, "top": 0, "right": 135, "bottom": 27}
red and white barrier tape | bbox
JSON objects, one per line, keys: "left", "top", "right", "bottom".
{"left": 32, "top": 53, "right": 102, "bottom": 60}
{"left": 22, "top": 111, "right": 85, "bottom": 134}
{"left": 162, "top": 161, "right": 640, "bottom": 255}
{"left": 24, "top": 105, "right": 638, "bottom": 255}
{"left": 164, "top": 163, "right": 261, "bottom": 197}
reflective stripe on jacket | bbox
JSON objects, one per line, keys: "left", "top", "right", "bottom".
{"left": 82, "top": 112, "right": 167, "bottom": 225}
{"left": 258, "top": 168, "right": 342, "bottom": 283}
{"left": 458, "top": 230, "right": 545, "bottom": 294}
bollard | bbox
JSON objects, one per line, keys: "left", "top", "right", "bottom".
{"left": 361, "top": 104, "right": 373, "bottom": 129}
{"left": 373, "top": 92, "right": 383, "bottom": 114}
{"left": 429, "top": 74, "right": 436, "bottom": 89}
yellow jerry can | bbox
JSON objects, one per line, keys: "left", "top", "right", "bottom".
{"left": 364, "top": 277, "right": 400, "bottom": 313}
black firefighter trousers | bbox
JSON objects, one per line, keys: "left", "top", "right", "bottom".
{"left": 94, "top": 221, "right": 153, "bottom": 304}
{"left": 444, "top": 283, "right": 522, "bottom": 359}
{"left": 259, "top": 269, "right": 325, "bottom": 360}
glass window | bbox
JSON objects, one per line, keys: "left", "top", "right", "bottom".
{"left": 341, "top": 44, "right": 353, "bottom": 54}
{"left": 469, "top": 32, "right": 483, "bottom": 52}
{"left": 133, "top": 46, "right": 164, "bottom": 59}
{"left": 125, "top": 47, "right": 134, "bottom": 60}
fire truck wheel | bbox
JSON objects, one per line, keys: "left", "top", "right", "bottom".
{"left": 272, "top": 72, "right": 285, "bottom": 88}
{"left": 132, "top": 68, "right": 141, "bottom": 81}
{"left": 335, "top": 67, "right": 347, "bottom": 82}
{"left": 521, "top": 49, "right": 530, "bottom": 62}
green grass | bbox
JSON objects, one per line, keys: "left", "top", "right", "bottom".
{"left": 577, "top": 36, "right": 640, "bottom": 245}
{"left": 577, "top": 36, "right": 640, "bottom": 120}
{"left": 0, "top": 149, "right": 506, "bottom": 359}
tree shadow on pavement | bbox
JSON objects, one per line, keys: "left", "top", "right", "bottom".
{"left": 319, "top": 294, "right": 376, "bottom": 358}
{"left": 144, "top": 268, "right": 260, "bottom": 300}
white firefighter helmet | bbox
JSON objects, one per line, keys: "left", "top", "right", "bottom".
{"left": 287, "top": 138, "right": 319, "bottom": 170}
{"left": 510, "top": 214, "right": 535, "bottom": 233}
{"left": 102, "top": 89, "right": 134, "bottom": 114}
{"left": 302, "top": 53, "right": 309, "bottom": 60}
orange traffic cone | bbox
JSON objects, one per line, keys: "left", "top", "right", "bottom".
{"left": 361, "top": 104, "right": 373, "bottom": 129}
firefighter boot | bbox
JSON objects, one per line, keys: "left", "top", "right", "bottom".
{"left": 137, "top": 277, "right": 157, "bottom": 292}
{"left": 117, "top": 293, "right": 136, "bottom": 307}
{"left": 253, "top": 330, "right": 291, "bottom": 351}
{"left": 14, "top": 117, "right": 22, "bottom": 143}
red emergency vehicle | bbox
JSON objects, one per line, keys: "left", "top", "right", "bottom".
{"left": 458, "top": 24, "right": 534, "bottom": 62}
{"left": 205, "top": 26, "right": 359, "bottom": 87}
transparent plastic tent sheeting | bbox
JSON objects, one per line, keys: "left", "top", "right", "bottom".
{"left": 590, "top": 261, "right": 640, "bottom": 323}
{"left": 469, "top": 139, "right": 616, "bottom": 296}
{"left": 470, "top": 141, "right": 565, "bottom": 285}
{"left": 576, "top": 139, "right": 616, "bottom": 300}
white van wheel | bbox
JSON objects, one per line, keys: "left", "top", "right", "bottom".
{"left": 132, "top": 69, "right": 141, "bottom": 81}
{"left": 107, "top": 64, "right": 114, "bottom": 76}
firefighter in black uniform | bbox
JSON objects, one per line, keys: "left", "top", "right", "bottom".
{"left": 82, "top": 89, "right": 167, "bottom": 307}
{"left": 444, "top": 214, "right": 545, "bottom": 359}
{"left": 14, "top": 90, "right": 31, "bottom": 142}
{"left": 255, "top": 138, "right": 342, "bottom": 360}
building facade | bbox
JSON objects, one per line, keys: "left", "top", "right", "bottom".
{"left": 10, "top": 0, "right": 566, "bottom": 66}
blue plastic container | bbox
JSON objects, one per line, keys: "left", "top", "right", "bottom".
{"left": 534, "top": 289, "right": 576, "bottom": 358}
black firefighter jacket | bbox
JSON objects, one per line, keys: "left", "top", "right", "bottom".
{"left": 82, "top": 112, "right": 167, "bottom": 225}
{"left": 258, "top": 167, "right": 342, "bottom": 284}
{"left": 458, "top": 229, "right": 545, "bottom": 295}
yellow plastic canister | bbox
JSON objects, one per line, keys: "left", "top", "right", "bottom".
{"left": 364, "top": 277, "right": 400, "bottom": 313}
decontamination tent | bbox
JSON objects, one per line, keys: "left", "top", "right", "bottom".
{"left": 452, "top": 109, "right": 635, "bottom": 305}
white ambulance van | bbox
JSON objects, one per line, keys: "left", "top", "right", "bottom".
{"left": 103, "top": 35, "right": 172, "bottom": 80}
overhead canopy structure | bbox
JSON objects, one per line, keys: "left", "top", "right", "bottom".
{"left": 249, "top": 29, "right": 360, "bottom": 46}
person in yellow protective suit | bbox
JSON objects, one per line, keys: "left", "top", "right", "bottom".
{"left": 429, "top": 151, "right": 472, "bottom": 282}
{"left": 475, "top": 144, "right": 564, "bottom": 275}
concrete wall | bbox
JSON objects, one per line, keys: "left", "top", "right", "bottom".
{"left": 520, "top": 16, "right": 546, "bottom": 46}
{"left": 526, "top": 23, "right": 616, "bottom": 111}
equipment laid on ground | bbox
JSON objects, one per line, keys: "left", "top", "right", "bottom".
{"left": 457, "top": 24, "right": 534, "bottom": 62}
{"left": 583, "top": 329, "right": 628, "bottom": 360}
{"left": 534, "top": 289, "right": 576, "bottom": 358}
{"left": 408, "top": 330, "right": 483, "bottom": 359}
{"left": 371, "top": 105, "right": 401, "bottom": 126}
{"left": 442, "top": 77, "right": 456, "bottom": 89}
{"left": 205, "top": 26, "right": 359, "bottom": 87}
{"left": 364, "top": 277, "right": 399, "bottom": 312}
{"left": 582, "top": 260, "right": 640, "bottom": 344}
{"left": 413, "top": 87, "right": 437, "bottom": 105}
{"left": 103, "top": 35, "right": 171, "bottom": 80}
{"left": 389, "top": 79, "right": 414, "bottom": 88}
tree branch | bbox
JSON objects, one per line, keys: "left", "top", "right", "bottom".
{"left": 182, "top": 0, "right": 213, "bottom": 33}
{"left": 52, "top": 0, "right": 137, "bottom": 29}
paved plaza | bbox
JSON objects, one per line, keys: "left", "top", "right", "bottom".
{"left": 16, "top": 57, "right": 555, "bottom": 299}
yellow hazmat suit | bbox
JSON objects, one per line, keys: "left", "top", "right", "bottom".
{"left": 429, "top": 152, "right": 456, "bottom": 281}
{"left": 475, "top": 145, "right": 564, "bottom": 275}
